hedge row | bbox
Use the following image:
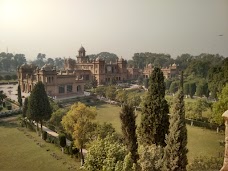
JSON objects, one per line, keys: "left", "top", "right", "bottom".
{"left": 0, "top": 109, "right": 22, "bottom": 118}
{"left": 185, "top": 118, "right": 224, "bottom": 131}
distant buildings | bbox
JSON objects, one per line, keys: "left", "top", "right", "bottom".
{"left": 18, "top": 46, "right": 178, "bottom": 98}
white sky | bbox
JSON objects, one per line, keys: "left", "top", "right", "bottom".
{"left": 0, "top": 0, "right": 227, "bottom": 60}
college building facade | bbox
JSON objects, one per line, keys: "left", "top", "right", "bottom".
{"left": 18, "top": 46, "right": 178, "bottom": 98}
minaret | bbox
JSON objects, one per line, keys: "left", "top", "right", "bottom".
{"left": 76, "top": 45, "right": 89, "bottom": 63}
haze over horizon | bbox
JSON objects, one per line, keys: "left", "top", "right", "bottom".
{"left": 0, "top": 0, "right": 228, "bottom": 60}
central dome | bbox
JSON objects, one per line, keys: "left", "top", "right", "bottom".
{"left": 78, "top": 46, "right": 86, "bottom": 52}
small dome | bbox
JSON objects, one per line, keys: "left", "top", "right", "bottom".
{"left": 41, "top": 64, "right": 53, "bottom": 71}
{"left": 118, "top": 56, "right": 124, "bottom": 61}
{"left": 29, "top": 63, "right": 36, "bottom": 69}
{"left": 148, "top": 63, "right": 152, "bottom": 67}
{"left": 96, "top": 56, "right": 101, "bottom": 61}
{"left": 172, "top": 63, "right": 177, "bottom": 67}
{"left": 78, "top": 46, "right": 85, "bottom": 52}
{"left": 20, "top": 63, "right": 29, "bottom": 69}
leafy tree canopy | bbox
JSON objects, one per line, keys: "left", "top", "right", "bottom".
{"left": 211, "top": 84, "right": 228, "bottom": 126}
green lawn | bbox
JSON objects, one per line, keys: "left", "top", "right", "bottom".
{"left": 1, "top": 103, "right": 224, "bottom": 170}
{"left": 0, "top": 117, "right": 81, "bottom": 171}
{"left": 96, "top": 103, "right": 224, "bottom": 163}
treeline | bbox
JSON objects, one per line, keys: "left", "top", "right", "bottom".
{"left": 0, "top": 52, "right": 64, "bottom": 72}
{"left": 0, "top": 74, "right": 17, "bottom": 81}
{"left": 127, "top": 53, "right": 224, "bottom": 70}
{"left": 164, "top": 55, "right": 227, "bottom": 99}
{"left": 127, "top": 52, "right": 174, "bottom": 68}
{"left": 88, "top": 52, "right": 118, "bottom": 63}
{"left": 1, "top": 50, "right": 227, "bottom": 98}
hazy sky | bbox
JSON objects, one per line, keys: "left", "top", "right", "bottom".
{"left": 0, "top": 0, "right": 227, "bottom": 60}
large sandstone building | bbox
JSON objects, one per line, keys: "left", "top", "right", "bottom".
{"left": 18, "top": 46, "right": 178, "bottom": 98}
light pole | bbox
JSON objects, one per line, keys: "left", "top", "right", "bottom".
{"left": 220, "top": 110, "right": 228, "bottom": 171}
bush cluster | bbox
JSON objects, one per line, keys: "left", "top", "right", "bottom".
{"left": 0, "top": 109, "right": 21, "bottom": 118}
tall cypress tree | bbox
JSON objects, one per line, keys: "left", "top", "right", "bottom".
{"left": 120, "top": 103, "right": 138, "bottom": 163}
{"left": 139, "top": 67, "right": 169, "bottom": 147}
{"left": 162, "top": 71, "right": 188, "bottom": 171}
{"left": 17, "top": 85, "right": 22, "bottom": 107}
{"left": 28, "top": 81, "right": 52, "bottom": 133}
{"left": 22, "top": 97, "right": 28, "bottom": 117}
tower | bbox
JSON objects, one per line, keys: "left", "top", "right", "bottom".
{"left": 77, "top": 46, "right": 88, "bottom": 63}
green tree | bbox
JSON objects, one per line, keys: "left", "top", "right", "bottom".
{"left": 22, "top": 97, "right": 28, "bottom": 117}
{"left": 59, "top": 134, "right": 66, "bottom": 153}
{"left": 13, "top": 54, "right": 26, "bottom": 69}
{"left": 196, "top": 81, "right": 209, "bottom": 98}
{"left": 105, "top": 86, "right": 116, "bottom": 100}
{"left": 165, "top": 79, "right": 172, "bottom": 91}
{"left": 116, "top": 89, "right": 127, "bottom": 104}
{"left": 0, "top": 53, "right": 13, "bottom": 71}
{"left": 0, "top": 90, "right": 6, "bottom": 105}
{"left": 93, "top": 122, "right": 116, "bottom": 139}
{"left": 138, "top": 144, "right": 164, "bottom": 171}
{"left": 211, "top": 84, "right": 228, "bottom": 131}
{"left": 120, "top": 104, "right": 138, "bottom": 163}
{"left": 46, "top": 58, "right": 54, "bottom": 66}
{"left": 144, "top": 78, "right": 149, "bottom": 89}
{"left": 17, "top": 85, "right": 22, "bottom": 107}
{"left": 54, "top": 57, "right": 64, "bottom": 69}
{"left": 175, "top": 53, "right": 193, "bottom": 71}
{"left": 61, "top": 102, "right": 97, "bottom": 165}
{"left": 84, "top": 134, "right": 135, "bottom": 171}
{"left": 28, "top": 81, "right": 52, "bottom": 134}
{"left": 189, "top": 82, "right": 196, "bottom": 98}
{"left": 88, "top": 52, "right": 118, "bottom": 63}
{"left": 34, "top": 53, "right": 46, "bottom": 67}
{"left": 49, "top": 108, "right": 68, "bottom": 132}
{"left": 169, "top": 81, "right": 178, "bottom": 95}
{"left": 185, "top": 100, "right": 208, "bottom": 121}
{"left": 196, "top": 83, "right": 204, "bottom": 97}
{"left": 162, "top": 71, "right": 188, "bottom": 171}
{"left": 139, "top": 67, "right": 169, "bottom": 147}
{"left": 183, "top": 82, "right": 189, "bottom": 98}
{"left": 95, "top": 86, "right": 106, "bottom": 98}
{"left": 207, "top": 66, "right": 223, "bottom": 99}
{"left": 127, "top": 92, "right": 141, "bottom": 108}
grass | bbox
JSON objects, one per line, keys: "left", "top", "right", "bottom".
{"left": 0, "top": 117, "right": 81, "bottom": 171}
{"left": 0, "top": 102, "right": 224, "bottom": 169}
{"left": 96, "top": 103, "right": 122, "bottom": 132}
{"left": 95, "top": 103, "right": 224, "bottom": 163}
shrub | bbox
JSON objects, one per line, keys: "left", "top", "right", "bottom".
{"left": 69, "top": 143, "right": 79, "bottom": 157}
{"left": 0, "top": 106, "right": 3, "bottom": 111}
{"left": 64, "top": 146, "right": 70, "bottom": 154}
{"left": 187, "top": 156, "right": 223, "bottom": 171}
{"left": 20, "top": 118, "right": 27, "bottom": 127}
{"left": 42, "top": 131, "right": 47, "bottom": 141}
{"left": 59, "top": 134, "right": 66, "bottom": 148}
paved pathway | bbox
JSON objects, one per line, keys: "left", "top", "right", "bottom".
{"left": 34, "top": 122, "right": 88, "bottom": 154}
